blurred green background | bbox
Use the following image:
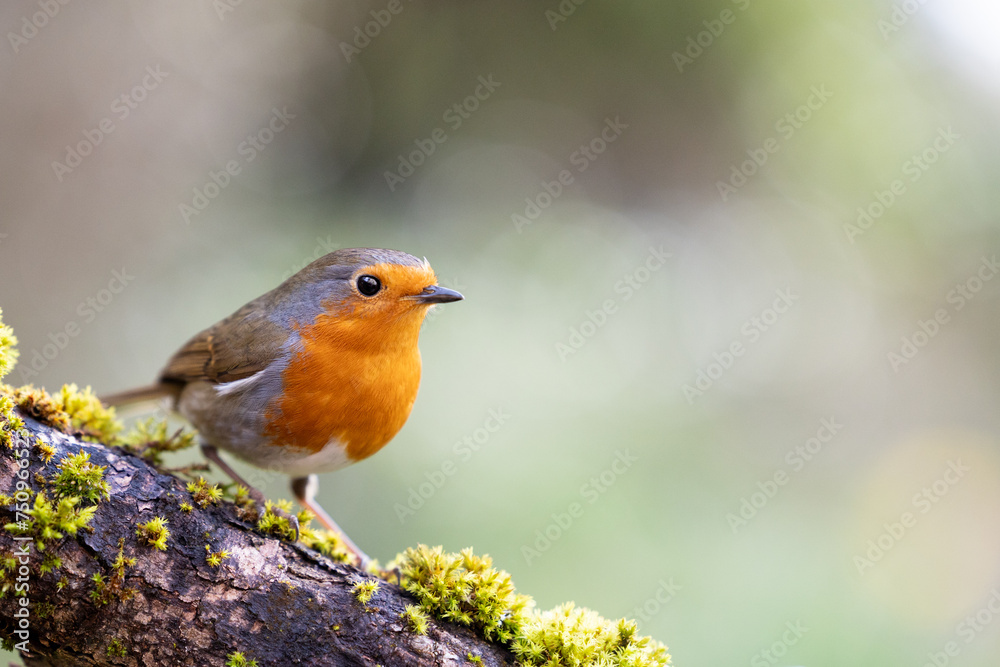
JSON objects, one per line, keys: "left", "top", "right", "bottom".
{"left": 3, "top": 0, "right": 1000, "bottom": 664}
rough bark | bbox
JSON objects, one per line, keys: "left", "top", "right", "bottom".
{"left": 0, "top": 414, "right": 517, "bottom": 667}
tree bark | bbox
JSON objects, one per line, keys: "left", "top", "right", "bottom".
{"left": 0, "top": 414, "right": 517, "bottom": 667}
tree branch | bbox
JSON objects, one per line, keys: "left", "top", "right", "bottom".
{"left": 0, "top": 413, "right": 516, "bottom": 667}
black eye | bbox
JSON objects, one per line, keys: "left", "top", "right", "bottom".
{"left": 357, "top": 274, "right": 381, "bottom": 296}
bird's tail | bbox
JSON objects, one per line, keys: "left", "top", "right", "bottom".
{"left": 100, "top": 382, "right": 180, "bottom": 407}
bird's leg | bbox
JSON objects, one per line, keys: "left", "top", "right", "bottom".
{"left": 291, "top": 475, "right": 371, "bottom": 568}
{"left": 200, "top": 443, "right": 299, "bottom": 540}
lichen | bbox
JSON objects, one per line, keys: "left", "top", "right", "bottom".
{"left": 394, "top": 545, "right": 671, "bottom": 667}
{"left": 135, "top": 516, "right": 170, "bottom": 551}
{"left": 51, "top": 451, "right": 110, "bottom": 503}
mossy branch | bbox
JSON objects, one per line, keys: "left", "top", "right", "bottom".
{"left": 0, "top": 414, "right": 520, "bottom": 667}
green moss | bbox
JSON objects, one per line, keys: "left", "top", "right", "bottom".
{"left": 395, "top": 545, "right": 530, "bottom": 644}
{"left": 1, "top": 383, "right": 121, "bottom": 445}
{"left": 513, "top": 604, "right": 670, "bottom": 667}
{"left": 51, "top": 451, "right": 110, "bottom": 503}
{"left": 107, "top": 638, "right": 127, "bottom": 658}
{"left": 352, "top": 579, "right": 379, "bottom": 609}
{"left": 4, "top": 492, "right": 96, "bottom": 551}
{"left": 91, "top": 540, "right": 136, "bottom": 606}
{"left": 187, "top": 477, "right": 224, "bottom": 508}
{"left": 256, "top": 500, "right": 297, "bottom": 541}
{"left": 35, "top": 601, "right": 54, "bottom": 619}
{"left": 394, "top": 545, "right": 671, "bottom": 667}
{"left": 467, "top": 653, "right": 483, "bottom": 665}
{"left": 0, "top": 307, "right": 18, "bottom": 381}
{"left": 230, "top": 484, "right": 259, "bottom": 522}
{"left": 400, "top": 604, "right": 429, "bottom": 635}
{"left": 226, "top": 651, "right": 258, "bottom": 667}
{"left": 0, "top": 552, "right": 17, "bottom": 599}
{"left": 136, "top": 516, "right": 170, "bottom": 551}
{"left": 117, "top": 417, "right": 195, "bottom": 466}
{"left": 0, "top": 393, "right": 28, "bottom": 450}
{"left": 55, "top": 384, "right": 122, "bottom": 442}
{"left": 180, "top": 501, "right": 194, "bottom": 513}
{"left": 299, "top": 526, "right": 350, "bottom": 563}
{"left": 205, "top": 544, "right": 230, "bottom": 567}
{"left": 35, "top": 440, "right": 56, "bottom": 463}
{"left": 40, "top": 552, "right": 61, "bottom": 575}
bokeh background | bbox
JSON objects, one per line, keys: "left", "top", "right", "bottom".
{"left": 3, "top": 0, "right": 1000, "bottom": 664}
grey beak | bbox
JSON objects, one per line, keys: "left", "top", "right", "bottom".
{"left": 412, "top": 285, "right": 464, "bottom": 304}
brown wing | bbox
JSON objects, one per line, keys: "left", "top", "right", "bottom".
{"left": 160, "top": 300, "right": 290, "bottom": 385}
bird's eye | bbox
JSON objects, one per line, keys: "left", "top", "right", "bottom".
{"left": 357, "top": 274, "right": 381, "bottom": 296}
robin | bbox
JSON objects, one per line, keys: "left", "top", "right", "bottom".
{"left": 102, "top": 247, "right": 463, "bottom": 566}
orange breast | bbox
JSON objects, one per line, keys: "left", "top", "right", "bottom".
{"left": 264, "top": 303, "right": 425, "bottom": 462}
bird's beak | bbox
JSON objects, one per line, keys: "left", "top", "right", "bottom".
{"left": 410, "top": 285, "right": 464, "bottom": 304}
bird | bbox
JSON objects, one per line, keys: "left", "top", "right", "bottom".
{"left": 101, "top": 247, "right": 463, "bottom": 566}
